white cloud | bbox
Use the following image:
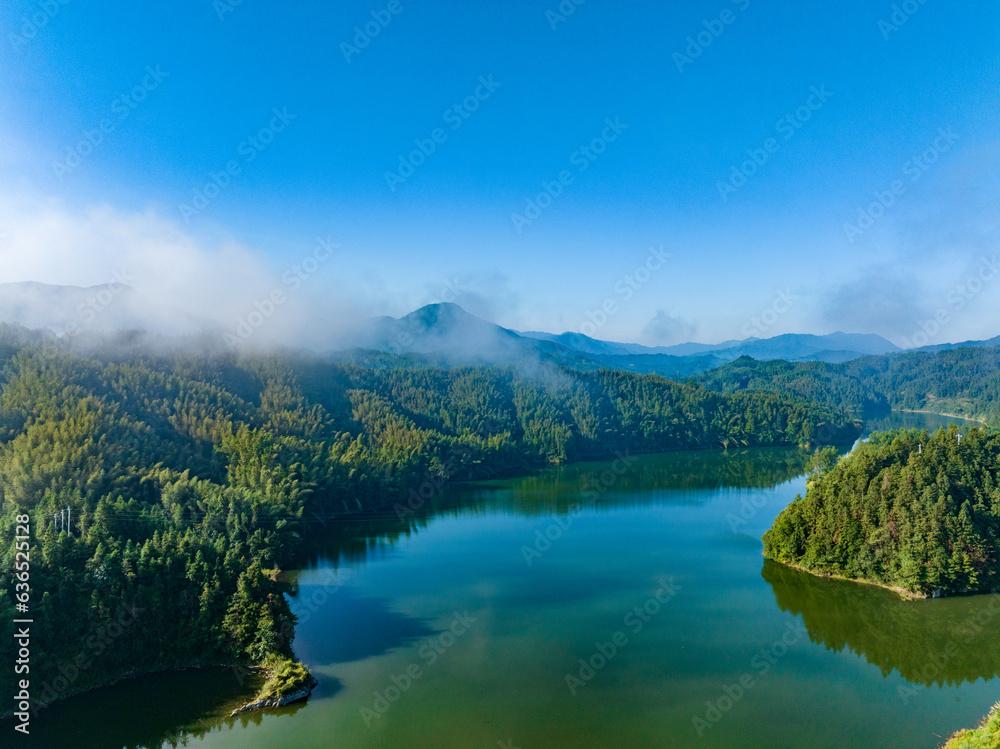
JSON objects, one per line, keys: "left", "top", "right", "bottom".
{"left": 641, "top": 309, "right": 698, "bottom": 345}
{"left": 0, "top": 195, "right": 367, "bottom": 348}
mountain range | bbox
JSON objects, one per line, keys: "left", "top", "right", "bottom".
{"left": 335, "top": 303, "right": 909, "bottom": 377}
{"left": 0, "top": 282, "right": 995, "bottom": 377}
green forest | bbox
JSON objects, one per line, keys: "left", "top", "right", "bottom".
{"left": 0, "top": 325, "right": 859, "bottom": 711}
{"left": 694, "top": 346, "right": 1000, "bottom": 426}
{"left": 763, "top": 426, "right": 1000, "bottom": 597}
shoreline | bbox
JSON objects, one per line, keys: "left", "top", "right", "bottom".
{"left": 0, "top": 413, "right": 943, "bottom": 725}
{"left": 0, "top": 440, "right": 795, "bottom": 724}
{"left": 230, "top": 676, "right": 319, "bottom": 716}
{"left": 0, "top": 660, "right": 262, "bottom": 723}
{"left": 767, "top": 559, "right": 958, "bottom": 601}
{"left": 895, "top": 408, "right": 988, "bottom": 426}
{"left": 0, "top": 657, "right": 317, "bottom": 724}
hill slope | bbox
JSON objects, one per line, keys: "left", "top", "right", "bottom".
{"left": 0, "top": 326, "right": 860, "bottom": 712}
{"left": 694, "top": 346, "right": 1000, "bottom": 426}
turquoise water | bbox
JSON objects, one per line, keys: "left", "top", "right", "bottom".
{"left": 29, "top": 414, "right": 999, "bottom": 748}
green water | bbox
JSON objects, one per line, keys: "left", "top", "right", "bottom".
{"left": 28, "top": 413, "right": 1000, "bottom": 748}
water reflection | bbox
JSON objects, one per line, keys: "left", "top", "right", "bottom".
{"left": 762, "top": 560, "right": 1000, "bottom": 687}
{"left": 299, "top": 447, "right": 811, "bottom": 568}
{"left": 502, "top": 447, "right": 813, "bottom": 497}
{"left": 19, "top": 668, "right": 270, "bottom": 749}
{"left": 861, "top": 411, "right": 985, "bottom": 436}
{"left": 20, "top": 413, "right": 987, "bottom": 748}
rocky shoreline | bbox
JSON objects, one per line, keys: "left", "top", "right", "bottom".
{"left": 230, "top": 677, "right": 319, "bottom": 716}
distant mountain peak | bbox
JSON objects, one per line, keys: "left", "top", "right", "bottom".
{"left": 403, "top": 302, "right": 482, "bottom": 327}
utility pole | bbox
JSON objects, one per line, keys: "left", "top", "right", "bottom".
{"left": 67, "top": 506, "right": 72, "bottom": 534}
{"left": 53, "top": 513, "right": 59, "bottom": 531}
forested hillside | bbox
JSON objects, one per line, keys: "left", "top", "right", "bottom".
{"left": 0, "top": 326, "right": 859, "bottom": 711}
{"left": 764, "top": 426, "right": 1000, "bottom": 597}
{"left": 694, "top": 346, "right": 1000, "bottom": 426}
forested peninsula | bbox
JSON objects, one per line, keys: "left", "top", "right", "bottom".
{"left": 0, "top": 326, "right": 860, "bottom": 713}
{"left": 764, "top": 426, "right": 1000, "bottom": 598}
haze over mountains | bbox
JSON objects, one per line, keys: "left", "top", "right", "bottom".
{"left": 0, "top": 281, "right": 210, "bottom": 337}
{"left": 339, "top": 303, "right": 906, "bottom": 378}
{"left": 519, "top": 329, "right": 900, "bottom": 360}
{"left": 1, "top": 281, "right": 996, "bottom": 378}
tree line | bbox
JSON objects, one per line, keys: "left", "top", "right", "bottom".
{"left": 694, "top": 345, "right": 1000, "bottom": 426}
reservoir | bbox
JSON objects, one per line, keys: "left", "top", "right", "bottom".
{"left": 32, "top": 413, "right": 999, "bottom": 748}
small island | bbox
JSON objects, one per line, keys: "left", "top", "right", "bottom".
{"left": 763, "top": 425, "right": 1000, "bottom": 598}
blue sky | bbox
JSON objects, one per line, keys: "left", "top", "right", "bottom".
{"left": 1, "top": 0, "right": 998, "bottom": 347}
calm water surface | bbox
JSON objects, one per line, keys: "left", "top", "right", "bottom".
{"left": 31, "top": 413, "right": 1000, "bottom": 748}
